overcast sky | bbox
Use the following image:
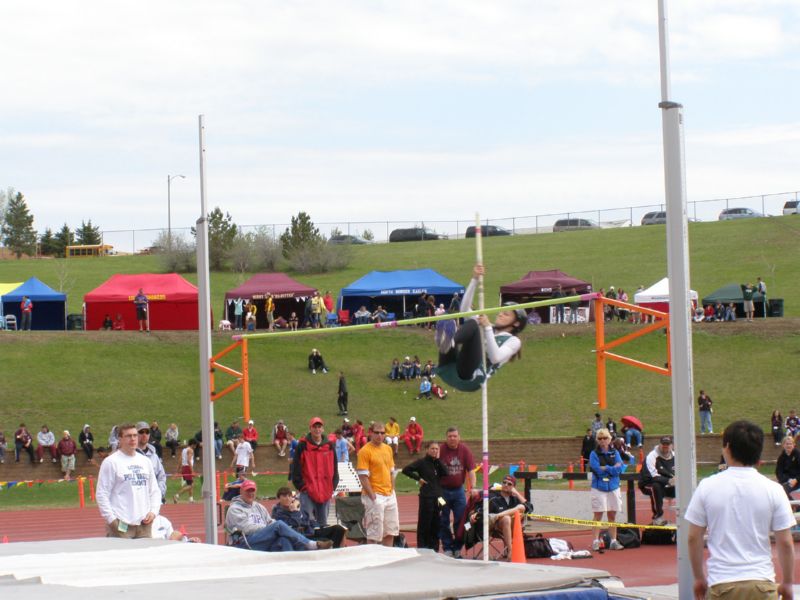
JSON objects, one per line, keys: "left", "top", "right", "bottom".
{"left": 2, "top": 1, "right": 798, "bottom": 247}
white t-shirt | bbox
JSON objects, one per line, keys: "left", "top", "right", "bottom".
{"left": 684, "top": 466, "right": 795, "bottom": 586}
{"left": 234, "top": 441, "right": 253, "bottom": 468}
{"left": 151, "top": 515, "right": 175, "bottom": 540}
{"left": 96, "top": 450, "right": 161, "bottom": 525}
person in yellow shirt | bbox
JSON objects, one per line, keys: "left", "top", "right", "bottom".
{"left": 357, "top": 423, "right": 399, "bottom": 546}
{"left": 265, "top": 293, "right": 275, "bottom": 331}
{"left": 384, "top": 417, "right": 400, "bottom": 455}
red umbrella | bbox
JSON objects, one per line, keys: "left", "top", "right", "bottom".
{"left": 621, "top": 415, "right": 643, "bottom": 431}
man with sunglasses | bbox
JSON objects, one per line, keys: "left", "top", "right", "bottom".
{"left": 357, "top": 422, "right": 399, "bottom": 546}
{"left": 292, "top": 417, "right": 339, "bottom": 526}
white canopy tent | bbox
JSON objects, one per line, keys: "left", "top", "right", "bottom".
{"left": 634, "top": 277, "right": 698, "bottom": 311}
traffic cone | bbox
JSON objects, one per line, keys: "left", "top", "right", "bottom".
{"left": 511, "top": 512, "right": 526, "bottom": 564}
{"left": 179, "top": 524, "right": 188, "bottom": 536}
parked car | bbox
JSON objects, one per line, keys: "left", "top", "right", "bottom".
{"left": 389, "top": 227, "right": 448, "bottom": 242}
{"left": 783, "top": 200, "right": 799, "bottom": 215}
{"left": 718, "top": 207, "right": 763, "bottom": 221}
{"left": 465, "top": 225, "right": 512, "bottom": 238}
{"left": 328, "top": 234, "right": 368, "bottom": 245}
{"left": 641, "top": 211, "right": 667, "bottom": 226}
{"left": 552, "top": 218, "right": 599, "bottom": 232}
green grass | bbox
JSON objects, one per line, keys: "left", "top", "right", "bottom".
{"left": 0, "top": 216, "right": 798, "bottom": 445}
{"left": 0, "top": 216, "right": 797, "bottom": 315}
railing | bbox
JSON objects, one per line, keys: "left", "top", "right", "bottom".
{"left": 99, "top": 190, "right": 799, "bottom": 254}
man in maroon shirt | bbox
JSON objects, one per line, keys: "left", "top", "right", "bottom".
{"left": 437, "top": 426, "right": 476, "bottom": 557}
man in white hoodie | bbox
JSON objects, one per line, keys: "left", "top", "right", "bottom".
{"left": 96, "top": 422, "right": 160, "bottom": 538}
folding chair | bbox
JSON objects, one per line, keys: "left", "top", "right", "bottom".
{"left": 4, "top": 315, "right": 17, "bottom": 331}
{"left": 326, "top": 312, "right": 338, "bottom": 327}
{"left": 458, "top": 493, "right": 506, "bottom": 560}
{"left": 337, "top": 310, "right": 351, "bottom": 326}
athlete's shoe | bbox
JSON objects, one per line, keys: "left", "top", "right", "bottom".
{"left": 609, "top": 540, "right": 624, "bottom": 551}
{"left": 591, "top": 539, "right": 601, "bottom": 551}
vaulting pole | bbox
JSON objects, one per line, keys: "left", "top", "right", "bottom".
{"left": 475, "top": 214, "right": 490, "bottom": 561}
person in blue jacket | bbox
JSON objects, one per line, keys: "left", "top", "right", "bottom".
{"left": 589, "top": 428, "right": 626, "bottom": 552}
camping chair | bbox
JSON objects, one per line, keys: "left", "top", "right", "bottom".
{"left": 334, "top": 494, "right": 367, "bottom": 544}
{"left": 326, "top": 312, "right": 338, "bottom": 327}
{"left": 385, "top": 312, "right": 396, "bottom": 322}
{"left": 459, "top": 493, "right": 506, "bottom": 560}
{"left": 337, "top": 310, "right": 351, "bottom": 326}
{"left": 3, "top": 315, "right": 17, "bottom": 331}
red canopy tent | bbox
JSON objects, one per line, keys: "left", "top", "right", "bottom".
{"left": 500, "top": 269, "right": 592, "bottom": 323}
{"left": 84, "top": 273, "right": 200, "bottom": 330}
{"left": 224, "top": 273, "right": 317, "bottom": 328}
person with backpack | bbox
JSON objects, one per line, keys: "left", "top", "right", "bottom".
{"left": 589, "top": 428, "right": 626, "bottom": 551}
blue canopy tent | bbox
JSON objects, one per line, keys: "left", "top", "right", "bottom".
{"left": 1, "top": 277, "right": 67, "bottom": 330}
{"left": 338, "top": 269, "right": 465, "bottom": 318}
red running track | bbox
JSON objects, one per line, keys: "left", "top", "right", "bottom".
{"left": 9, "top": 495, "right": 798, "bottom": 590}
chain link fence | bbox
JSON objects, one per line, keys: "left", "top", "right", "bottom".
{"left": 100, "top": 190, "right": 799, "bottom": 254}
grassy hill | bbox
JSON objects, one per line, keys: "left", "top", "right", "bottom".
{"left": 0, "top": 216, "right": 798, "bottom": 443}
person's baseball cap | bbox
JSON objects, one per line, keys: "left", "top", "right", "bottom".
{"left": 660, "top": 436, "right": 673, "bottom": 445}
{"left": 136, "top": 421, "right": 150, "bottom": 432}
{"left": 248, "top": 420, "right": 254, "bottom": 425}
{"left": 343, "top": 418, "right": 350, "bottom": 423}
{"left": 410, "top": 416, "right": 416, "bottom": 422}
{"left": 309, "top": 417, "right": 324, "bottom": 428}
{"left": 240, "top": 480, "right": 256, "bottom": 492}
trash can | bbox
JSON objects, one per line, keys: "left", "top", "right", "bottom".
{"left": 66, "top": 314, "right": 84, "bottom": 330}
{"left": 769, "top": 299, "right": 784, "bottom": 318}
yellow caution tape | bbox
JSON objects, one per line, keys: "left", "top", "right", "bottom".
{"left": 527, "top": 512, "right": 677, "bottom": 531}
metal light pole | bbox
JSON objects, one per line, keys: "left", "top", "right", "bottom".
{"left": 657, "top": 1, "right": 696, "bottom": 597}
{"left": 167, "top": 174, "right": 185, "bottom": 249}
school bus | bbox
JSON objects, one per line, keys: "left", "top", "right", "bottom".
{"left": 66, "top": 244, "right": 115, "bottom": 258}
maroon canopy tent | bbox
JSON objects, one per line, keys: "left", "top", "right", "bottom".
{"left": 223, "top": 273, "right": 317, "bottom": 328}
{"left": 499, "top": 269, "right": 592, "bottom": 323}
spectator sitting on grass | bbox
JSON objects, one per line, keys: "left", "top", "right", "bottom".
{"left": 388, "top": 358, "right": 400, "bottom": 381}
{"left": 416, "top": 377, "right": 432, "bottom": 399}
{"left": 308, "top": 348, "right": 329, "bottom": 374}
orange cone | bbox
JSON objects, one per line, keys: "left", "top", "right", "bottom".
{"left": 2, "top": 535, "right": 8, "bottom": 543}
{"left": 179, "top": 524, "right": 188, "bottom": 536}
{"left": 511, "top": 511, "right": 526, "bottom": 563}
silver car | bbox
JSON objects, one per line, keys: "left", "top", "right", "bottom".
{"left": 718, "top": 207, "right": 763, "bottom": 221}
{"left": 641, "top": 211, "right": 667, "bottom": 226}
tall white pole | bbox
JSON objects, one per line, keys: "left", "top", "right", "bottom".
{"left": 657, "top": 2, "right": 696, "bottom": 596}
{"left": 475, "top": 214, "right": 490, "bottom": 562}
{"left": 196, "top": 114, "right": 218, "bottom": 543}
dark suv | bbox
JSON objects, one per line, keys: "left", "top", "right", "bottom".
{"left": 465, "top": 225, "right": 512, "bottom": 238}
{"left": 389, "top": 227, "right": 448, "bottom": 242}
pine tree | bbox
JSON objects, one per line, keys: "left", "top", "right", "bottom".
{"left": 191, "top": 207, "right": 238, "bottom": 270}
{"left": 280, "top": 211, "right": 323, "bottom": 258}
{"left": 53, "top": 224, "right": 74, "bottom": 258}
{"left": 1, "top": 191, "right": 37, "bottom": 258}
{"left": 39, "top": 227, "right": 60, "bottom": 257}
{"left": 75, "top": 220, "right": 102, "bottom": 245}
